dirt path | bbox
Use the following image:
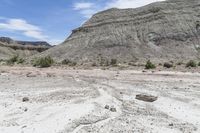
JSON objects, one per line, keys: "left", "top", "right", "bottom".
{"left": 0, "top": 67, "right": 200, "bottom": 133}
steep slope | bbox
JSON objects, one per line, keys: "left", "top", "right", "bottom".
{"left": 40, "top": 0, "right": 200, "bottom": 64}
{"left": 0, "top": 37, "right": 52, "bottom": 60}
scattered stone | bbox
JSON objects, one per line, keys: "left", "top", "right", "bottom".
{"left": 135, "top": 94, "right": 158, "bottom": 102}
{"left": 105, "top": 105, "right": 110, "bottom": 109}
{"left": 142, "top": 70, "right": 147, "bottom": 73}
{"left": 169, "top": 123, "right": 174, "bottom": 126}
{"left": 22, "top": 97, "right": 29, "bottom": 102}
{"left": 19, "top": 107, "right": 28, "bottom": 112}
{"left": 26, "top": 72, "right": 36, "bottom": 77}
{"left": 120, "top": 92, "right": 123, "bottom": 94}
{"left": 24, "top": 108, "right": 28, "bottom": 112}
{"left": 46, "top": 73, "right": 55, "bottom": 77}
{"left": 110, "top": 107, "right": 117, "bottom": 112}
{"left": 21, "top": 125, "right": 27, "bottom": 128}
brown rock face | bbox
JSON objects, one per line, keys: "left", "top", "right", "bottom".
{"left": 40, "top": 0, "right": 200, "bottom": 64}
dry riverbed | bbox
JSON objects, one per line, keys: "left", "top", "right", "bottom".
{"left": 0, "top": 66, "right": 200, "bottom": 133}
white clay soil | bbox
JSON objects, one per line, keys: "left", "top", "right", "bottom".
{"left": 0, "top": 66, "right": 200, "bottom": 133}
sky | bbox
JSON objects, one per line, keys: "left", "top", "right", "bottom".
{"left": 0, "top": 0, "right": 164, "bottom": 45}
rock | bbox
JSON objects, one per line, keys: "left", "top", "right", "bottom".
{"left": 135, "top": 94, "right": 158, "bottom": 102}
{"left": 105, "top": 105, "right": 110, "bottom": 109}
{"left": 37, "top": 0, "right": 200, "bottom": 64}
{"left": 22, "top": 97, "right": 29, "bottom": 102}
{"left": 46, "top": 73, "right": 55, "bottom": 77}
{"left": 110, "top": 107, "right": 117, "bottom": 112}
{"left": 169, "top": 123, "right": 174, "bottom": 126}
{"left": 24, "top": 108, "right": 28, "bottom": 112}
{"left": 26, "top": 72, "right": 37, "bottom": 77}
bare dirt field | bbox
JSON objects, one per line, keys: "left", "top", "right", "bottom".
{"left": 0, "top": 66, "right": 200, "bottom": 133}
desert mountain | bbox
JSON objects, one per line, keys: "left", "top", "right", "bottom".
{"left": 0, "top": 37, "right": 52, "bottom": 60}
{"left": 39, "top": 0, "right": 200, "bottom": 65}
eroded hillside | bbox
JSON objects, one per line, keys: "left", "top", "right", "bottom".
{"left": 39, "top": 0, "right": 200, "bottom": 65}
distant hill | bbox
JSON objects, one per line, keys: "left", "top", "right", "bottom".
{"left": 38, "top": 0, "right": 200, "bottom": 65}
{"left": 0, "top": 37, "right": 52, "bottom": 60}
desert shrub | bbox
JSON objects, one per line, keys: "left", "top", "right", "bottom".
{"left": 68, "top": 62, "right": 77, "bottom": 66}
{"left": 92, "top": 62, "right": 97, "bottom": 67}
{"left": 16, "top": 58, "right": 25, "bottom": 64}
{"left": 110, "top": 59, "right": 117, "bottom": 66}
{"left": 7, "top": 55, "right": 18, "bottom": 64}
{"left": 177, "top": 61, "right": 183, "bottom": 65}
{"left": 145, "top": 60, "right": 156, "bottom": 69}
{"left": 163, "top": 62, "right": 173, "bottom": 68}
{"left": 62, "top": 59, "right": 71, "bottom": 65}
{"left": 149, "top": 7, "right": 161, "bottom": 13}
{"left": 186, "top": 60, "right": 197, "bottom": 67}
{"left": 33, "top": 56, "right": 54, "bottom": 68}
{"left": 99, "top": 57, "right": 106, "bottom": 66}
{"left": 61, "top": 59, "right": 77, "bottom": 66}
{"left": 6, "top": 55, "right": 25, "bottom": 65}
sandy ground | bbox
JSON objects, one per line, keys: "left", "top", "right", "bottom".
{"left": 0, "top": 66, "right": 200, "bottom": 133}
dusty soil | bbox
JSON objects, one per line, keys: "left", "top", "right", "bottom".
{"left": 0, "top": 66, "right": 200, "bottom": 133}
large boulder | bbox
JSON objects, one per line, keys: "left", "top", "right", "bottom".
{"left": 136, "top": 94, "right": 158, "bottom": 102}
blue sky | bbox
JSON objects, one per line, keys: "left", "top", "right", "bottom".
{"left": 0, "top": 0, "right": 164, "bottom": 45}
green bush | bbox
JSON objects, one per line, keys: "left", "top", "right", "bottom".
{"left": 186, "top": 60, "right": 197, "bottom": 67}
{"left": 69, "top": 62, "right": 77, "bottom": 66}
{"left": 198, "top": 62, "right": 200, "bottom": 66}
{"left": 145, "top": 60, "right": 156, "bottom": 69}
{"left": 177, "top": 61, "right": 183, "bottom": 65}
{"left": 61, "top": 59, "right": 77, "bottom": 66}
{"left": 92, "top": 62, "right": 97, "bottom": 67}
{"left": 16, "top": 58, "right": 25, "bottom": 64}
{"left": 163, "top": 62, "right": 173, "bottom": 68}
{"left": 61, "top": 59, "right": 71, "bottom": 65}
{"left": 110, "top": 59, "right": 117, "bottom": 66}
{"left": 6, "top": 55, "right": 25, "bottom": 65}
{"left": 33, "top": 56, "right": 54, "bottom": 68}
{"left": 7, "top": 55, "right": 18, "bottom": 64}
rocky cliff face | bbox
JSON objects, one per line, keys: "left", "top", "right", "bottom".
{"left": 0, "top": 37, "right": 52, "bottom": 60}
{"left": 41, "top": 0, "right": 200, "bottom": 64}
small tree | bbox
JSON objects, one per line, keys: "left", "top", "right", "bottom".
{"left": 145, "top": 60, "right": 156, "bottom": 69}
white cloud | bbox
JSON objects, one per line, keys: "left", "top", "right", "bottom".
{"left": 24, "top": 31, "right": 48, "bottom": 40}
{"left": 73, "top": 2, "right": 97, "bottom": 18}
{"left": 106, "top": 0, "right": 165, "bottom": 9}
{"left": 74, "top": 0, "right": 165, "bottom": 18}
{"left": 74, "top": 2, "right": 94, "bottom": 10}
{"left": 0, "top": 16, "right": 7, "bottom": 20}
{"left": 80, "top": 9, "right": 97, "bottom": 18}
{"left": 0, "top": 18, "right": 48, "bottom": 40}
{"left": 48, "top": 39, "right": 64, "bottom": 46}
